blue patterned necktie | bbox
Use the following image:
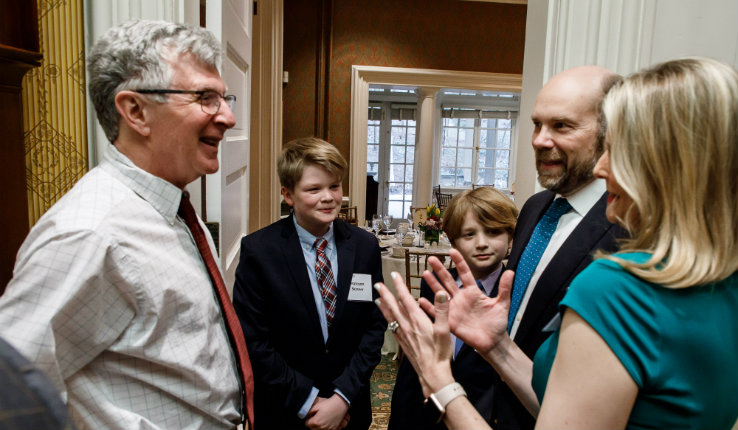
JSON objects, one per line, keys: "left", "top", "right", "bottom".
{"left": 508, "top": 198, "right": 572, "bottom": 332}
{"left": 315, "top": 238, "right": 337, "bottom": 327}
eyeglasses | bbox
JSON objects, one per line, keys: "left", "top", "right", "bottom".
{"left": 135, "top": 89, "right": 236, "bottom": 115}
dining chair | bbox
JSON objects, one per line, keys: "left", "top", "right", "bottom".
{"left": 433, "top": 185, "right": 452, "bottom": 211}
{"left": 337, "top": 206, "right": 358, "bottom": 225}
{"left": 404, "top": 248, "right": 454, "bottom": 298}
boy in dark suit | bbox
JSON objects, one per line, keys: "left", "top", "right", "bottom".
{"left": 233, "top": 137, "right": 386, "bottom": 430}
{"left": 388, "top": 187, "right": 518, "bottom": 430}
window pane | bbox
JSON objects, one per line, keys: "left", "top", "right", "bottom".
{"left": 444, "top": 118, "right": 458, "bottom": 127}
{"left": 390, "top": 164, "right": 405, "bottom": 182}
{"left": 458, "top": 168, "right": 472, "bottom": 187}
{"left": 479, "top": 129, "right": 492, "bottom": 149}
{"left": 457, "top": 148, "right": 473, "bottom": 168}
{"left": 392, "top": 127, "right": 407, "bottom": 144}
{"left": 441, "top": 148, "right": 457, "bottom": 167}
{"left": 460, "top": 118, "right": 475, "bottom": 128}
{"left": 478, "top": 149, "right": 494, "bottom": 168}
{"left": 477, "top": 168, "right": 493, "bottom": 185}
{"left": 367, "top": 144, "right": 379, "bottom": 163}
{"left": 498, "top": 119, "right": 511, "bottom": 128}
{"left": 406, "top": 146, "right": 415, "bottom": 163}
{"left": 443, "top": 128, "right": 458, "bottom": 147}
{"left": 391, "top": 145, "right": 406, "bottom": 162}
{"left": 440, "top": 168, "right": 456, "bottom": 187}
{"left": 388, "top": 200, "right": 404, "bottom": 219}
{"left": 367, "top": 124, "right": 378, "bottom": 144}
{"left": 497, "top": 129, "right": 511, "bottom": 148}
{"left": 481, "top": 118, "right": 496, "bottom": 128}
{"left": 404, "top": 183, "right": 413, "bottom": 201}
{"left": 494, "top": 170, "right": 509, "bottom": 188}
{"left": 458, "top": 128, "right": 473, "bottom": 147}
{"left": 405, "top": 164, "right": 414, "bottom": 182}
{"left": 495, "top": 150, "right": 510, "bottom": 168}
{"left": 389, "top": 182, "right": 403, "bottom": 198}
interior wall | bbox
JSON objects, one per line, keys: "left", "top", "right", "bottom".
{"left": 282, "top": 0, "right": 527, "bottom": 188}
{"left": 282, "top": 0, "right": 320, "bottom": 143}
{"left": 0, "top": 1, "right": 41, "bottom": 292}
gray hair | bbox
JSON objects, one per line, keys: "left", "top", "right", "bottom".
{"left": 87, "top": 19, "right": 222, "bottom": 142}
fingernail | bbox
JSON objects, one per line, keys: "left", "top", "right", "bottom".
{"left": 374, "top": 283, "right": 382, "bottom": 292}
{"left": 374, "top": 298, "right": 381, "bottom": 307}
{"left": 436, "top": 292, "right": 448, "bottom": 303}
{"left": 391, "top": 271, "right": 399, "bottom": 279}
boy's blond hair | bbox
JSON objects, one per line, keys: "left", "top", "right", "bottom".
{"left": 442, "top": 187, "right": 518, "bottom": 245}
{"left": 278, "top": 137, "right": 347, "bottom": 190}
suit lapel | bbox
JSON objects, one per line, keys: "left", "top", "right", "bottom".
{"left": 514, "top": 193, "right": 612, "bottom": 342}
{"left": 280, "top": 216, "right": 324, "bottom": 338}
{"left": 506, "top": 192, "right": 555, "bottom": 271}
{"left": 330, "top": 220, "right": 355, "bottom": 333}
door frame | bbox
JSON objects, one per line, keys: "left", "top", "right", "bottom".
{"left": 349, "top": 66, "right": 522, "bottom": 225}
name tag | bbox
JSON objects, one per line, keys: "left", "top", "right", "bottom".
{"left": 348, "top": 273, "right": 372, "bottom": 302}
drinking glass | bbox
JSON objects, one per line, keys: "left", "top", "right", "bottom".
{"left": 371, "top": 215, "right": 381, "bottom": 236}
{"left": 396, "top": 223, "right": 408, "bottom": 245}
{"left": 382, "top": 214, "right": 393, "bottom": 231}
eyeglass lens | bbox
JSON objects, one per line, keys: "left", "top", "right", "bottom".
{"left": 200, "top": 91, "right": 236, "bottom": 115}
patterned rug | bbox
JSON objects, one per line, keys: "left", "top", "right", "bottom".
{"left": 369, "top": 354, "right": 399, "bottom": 430}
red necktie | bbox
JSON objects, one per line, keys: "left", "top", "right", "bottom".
{"left": 178, "top": 193, "right": 255, "bottom": 428}
{"left": 314, "top": 238, "right": 337, "bottom": 327}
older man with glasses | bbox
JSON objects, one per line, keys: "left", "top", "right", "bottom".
{"left": 0, "top": 20, "right": 254, "bottom": 430}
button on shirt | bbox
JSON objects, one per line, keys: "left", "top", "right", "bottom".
{"left": 509, "top": 179, "right": 606, "bottom": 339}
{"left": 0, "top": 144, "right": 241, "bottom": 429}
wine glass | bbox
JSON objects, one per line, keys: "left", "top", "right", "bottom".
{"left": 406, "top": 211, "right": 414, "bottom": 231}
{"left": 382, "top": 214, "right": 393, "bottom": 231}
{"left": 371, "top": 214, "right": 381, "bottom": 236}
{"left": 396, "top": 223, "right": 408, "bottom": 246}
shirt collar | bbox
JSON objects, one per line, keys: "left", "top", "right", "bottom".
{"left": 477, "top": 264, "right": 503, "bottom": 296}
{"left": 293, "top": 215, "right": 335, "bottom": 251}
{"left": 101, "top": 144, "right": 183, "bottom": 224}
{"left": 558, "top": 179, "right": 606, "bottom": 217}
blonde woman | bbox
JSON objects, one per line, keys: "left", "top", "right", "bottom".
{"left": 375, "top": 57, "right": 738, "bottom": 429}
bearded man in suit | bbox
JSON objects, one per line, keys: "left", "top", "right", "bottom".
{"left": 492, "top": 65, "right": 627, "bottom": 429}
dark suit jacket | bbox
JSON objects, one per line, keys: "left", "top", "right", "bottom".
{"left": 388, "top": 268, "right": 502, "bottom": 430}
{"left": 233, "top": 216, "right": 387, "bottom": 430}
{"left": 491, "top": 190, "right": 626, "bottom": 430}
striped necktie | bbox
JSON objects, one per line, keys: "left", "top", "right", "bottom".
{"left": 315, "top": 237, "right": 338, "bottom": 327}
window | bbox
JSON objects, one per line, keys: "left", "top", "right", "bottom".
{"left": 439, "top": 90, "right": 519, "bottom": 191}
{"left": 366, "top": 90, "right": 417, "bottom": 219}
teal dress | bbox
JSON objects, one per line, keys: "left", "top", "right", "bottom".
{"left": 532, "top": 253, "right": 738, "bottom": 429}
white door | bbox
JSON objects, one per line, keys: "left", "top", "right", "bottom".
{"left": 206, "top": 0, "right": 252, "bottom": 295}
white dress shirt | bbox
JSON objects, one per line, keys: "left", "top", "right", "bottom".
{"left": 509, "top": 179, "right": 606, "bottom": 339}
{"left": 0, "top": 144, "right": 241, "bottom": 429}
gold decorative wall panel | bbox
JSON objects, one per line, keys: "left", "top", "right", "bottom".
{"left": 22, "top": 0, "right": 88, "bottom": 226}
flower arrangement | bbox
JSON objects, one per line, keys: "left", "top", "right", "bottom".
{"left": 419, "top": 204, "right": 443, "bottom": 232}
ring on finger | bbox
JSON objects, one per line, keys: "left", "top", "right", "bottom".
{"left": 388, "top": 320, "right": 400, "bottom": 333}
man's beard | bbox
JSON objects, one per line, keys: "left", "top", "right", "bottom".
{"left": 536, "top": 148, "right": 598, "bottom": 195}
